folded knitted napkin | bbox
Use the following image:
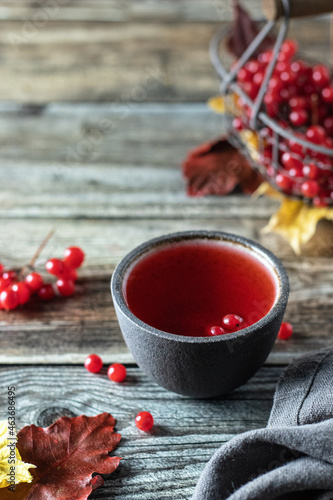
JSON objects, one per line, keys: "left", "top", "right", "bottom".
{"left": 192, "top": 348, "right": 333, "bottom": 500}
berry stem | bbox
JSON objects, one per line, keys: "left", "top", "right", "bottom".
{"left": 310, "top": 94, "right": 319, "bottom": 127}
{"left": 18, "top": 229, "right": 56, "bottom": 280}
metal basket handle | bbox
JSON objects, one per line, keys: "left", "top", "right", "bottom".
{"left": 263, "top": 0, "right": 333, "bottom": 20}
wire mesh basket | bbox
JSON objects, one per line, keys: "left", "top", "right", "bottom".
{"left": 210, "top": 0, "right": 333, "bottom": 206}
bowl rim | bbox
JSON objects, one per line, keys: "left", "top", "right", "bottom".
{"left": 111, "top": 230, "right": 290, "bottom": 344}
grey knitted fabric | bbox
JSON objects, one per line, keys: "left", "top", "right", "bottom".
{"left": 192, "top": 349, "right": 333, "bottom": 500}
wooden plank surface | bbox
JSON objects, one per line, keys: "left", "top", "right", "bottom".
{"left": 0, "top": 0, "right": 263, "bottom": 23}
{"left": 0, "top": 103, "right": 223, "bottom": 164}
{"left": 0, "top": 217, "right": 332, "bottom": 365}
{"left": 0, "top": 163, "right": 281, "bottom": 219}
{"left": 0, "top": 364, "right": 282, "bottom": 499}
{"left": 0, "top": 19, "right": 330, "bottom": 103}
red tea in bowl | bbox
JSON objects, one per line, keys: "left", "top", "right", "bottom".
{"left": 123, "top": 240, "right": 278, "bottom": 337}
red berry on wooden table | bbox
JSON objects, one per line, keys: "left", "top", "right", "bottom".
{"left": 63, "top": 246, "right": 85, "bottom": 269}
{"left": 46, "top": 258, "right": 64, "bottom": 277}
{"left": 25, "top": 272, "right": 44, "bottom": 292}
{"left": 0, "top": 277, "right": 13, "bottom": 291}
{"left": 38, "top": 284, "right": 56, "bottom": 301}
{"left": 135, "top": 411, "right": 154, "bottom": 432}
{"left": 278, "top": 322, "right": 293, "bottom": 340}
{"left": 107, "top": 363, "right": 127, "bottom": 382}
{"left": 84, "top": 354, "right": 103, "bottom": 373}
{"left": 1, "top": 288, "right": 19, "bottom": 311}
{"left": 56, "top": 279, "right": 75, "bottom": 297}
{"left": 12, "top": 282, "right": 31, "bottom": 305}
{"left": 2, "top": 270, "right": 17, "bottom": 282}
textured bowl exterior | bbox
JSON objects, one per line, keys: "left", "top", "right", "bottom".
{"left": 111, "top": 231, "right": 289, "bottom": 398}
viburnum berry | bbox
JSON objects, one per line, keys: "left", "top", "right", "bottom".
{"left": 135, "top": 411, "right": 154, "bottom": 432}
{"left": 312, "top": 64, "right": 330, "bottom": 88}
{"left": 301, "top": 180, "right": 320, "bottom": 198}
{"left": 56, "top": 279, "right": 75, "bottom": 297}
{"left": 38, "top": 284, "right": 55, "bottom": 301}
{"left": 288, "top": 133, "right": 305, "bottom": 157}
{"left": 302, "top": 163, "right": 320, "bottom": 180}
{"left": 288, "top": 166, "right": 303, "bottom": 178}
{"left": 222, "top": 314, "right": 244, "bottom": 329}
{"left": 253, "top": 71, "right": 265, "bottom": 86}
{"left": 289, "top": 109, "right": 308, "bottom": 126}
{"left": 0, "top": 263, "right": 3, "bottom": 273}
{"left": 0, "top": 277, "right": 13, "bottom": 291}
{"left": 2, "top": 270, "right": 17, "bottom": 282}
{"left": 281, "top": 152, "right": 303, "bottom": 171}
{"left": 60, "top": 264, "right": 78, "bottom": 282}
{"left": 289, "top": 96, "right": 308, "bottom": 110}
{"left": 313, "top": 197, "right": 328, "bottom": 208}
{"left": 107, "top": 363, "right": 127, "bottom": 382}
{"left": 84, "top": 354, "right": 103, "bottom": 373}
{"left": 237, "top": 67, "right": 252, "bottom": 83}
{"left": 275, "top": 174, "right": 293, "bottom": 192}
{"left": 306, "top": 125, "right": 326, "bottom": 145}
{"left": 25, "top": 272, "right": 43, "bottom": 292}
{"left": 11, "top": 282, "right": 31, "bottom": 305}
{"left": 258, "top": 51, "right": 272, "bottom": 64}
{"left": 281, "top": 39, "right": 298, "bottom": 59}
{"left": 208, "top": 326, "right": 226, "bottom": 336}
{"left": 324, "top": 117, "right": 333, "bottom": 135}
{"left": 0, "top": 288, "right": 19, "bottom": 311}
{"left": 232, "top": 117, "right": 244, "bottom": 131}
{"left": 46, "top": 258, "right": 64, "bottom": 277}
{"left": 241, "top": 81, "right": 259, "bottom": 100}
{"left": 278, "top": 322, "right": 293, "bottom": 340}
{"left": 245, "top": 60, "right": 261, "bottom": 74}
{"left": 322, "top": 87, "right": 333, "bottom": 103}
{"left": 63, "top": 247, "right": 85, "bottom": 269}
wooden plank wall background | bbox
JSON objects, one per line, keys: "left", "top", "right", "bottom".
{"left": 0, "top": 0, "right": 330, "bottom": 104}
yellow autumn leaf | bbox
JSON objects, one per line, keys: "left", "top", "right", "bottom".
{"left": 262, "top": 197, "right": 333, "bottom": 255}
{"left": 208, "top": 95, "right": 226, "bottom": 114}
{"left": 253, "top": 182, "right": 283, "bottom": 200}
{"left": 0, "top": 420, "right": 35, "bottom": 489}
{"left": 239, "top": 130, "right": 260, "bottom": 162}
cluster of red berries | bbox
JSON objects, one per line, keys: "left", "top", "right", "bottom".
{"left": 233, "top": 39, "right": 333, "bottom": 206}
{"left": 84, "top": 354, "right": 154, "bottom": 431}
{"left": 0, "top": 246, "right": 84, "bottom": 311}
{"left": 208, "top": 313, "right": 244, "bottom": 336}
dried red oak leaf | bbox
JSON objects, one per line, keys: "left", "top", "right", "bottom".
{"left": 17, "top": 413, "right": 121, "bottom": 500}
{"left": 226, "top": 0, "right": 274, "bottom": 58}
{"left": 182, "top": 137, "right": 262, "bottom": 197}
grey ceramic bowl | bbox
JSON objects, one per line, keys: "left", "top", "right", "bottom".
{"left": 111, "top": 231, "right": 289, "bottom": 398}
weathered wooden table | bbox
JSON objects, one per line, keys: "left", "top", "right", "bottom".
{"left": 0, "top": 2, "right": 332, "bottom": 498}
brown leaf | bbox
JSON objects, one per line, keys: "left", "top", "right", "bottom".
{"left": 17, "top": 413, "right": 121, "bottom": 500}
{"left": 226, "top": 0, "right": 274, "bottom": 59}
{"left": 182, "top": 137, "right": 262, "bottom": 197}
